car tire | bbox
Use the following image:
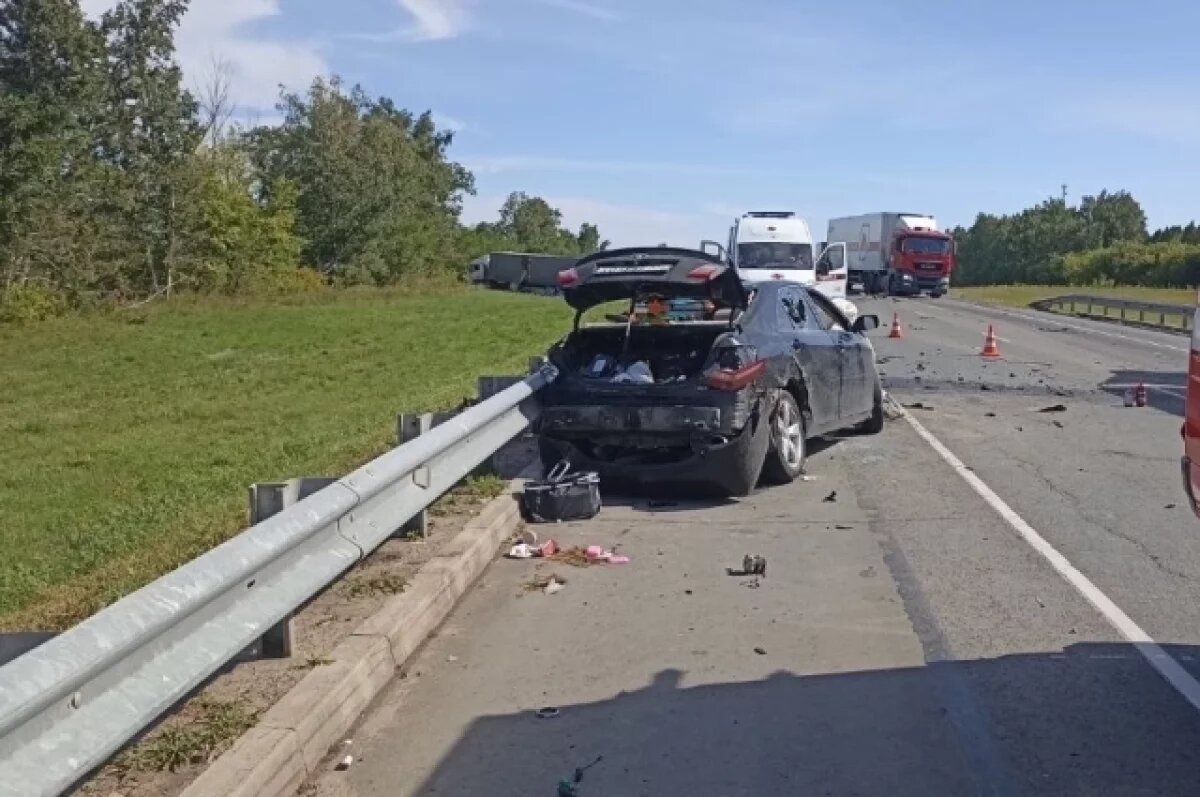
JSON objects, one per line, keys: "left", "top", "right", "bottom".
{"left": 930, "top": 291, "right": 944, "bottom": 299}
{"left": 858, "top": 379, "right": 885, "bottom": 435}
{"left": 761, "top": 391, "right": 807, "bottom": 484}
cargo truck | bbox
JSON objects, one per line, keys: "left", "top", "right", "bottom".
{"left": 469, "top": 252, "right": 582, "bottom": 295}
{"left": 826, "top": 212, "right": 955, "bottom": 297}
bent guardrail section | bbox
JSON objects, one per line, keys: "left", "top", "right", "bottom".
{"left": 1034, "top": 294, "right": 1194, "bottom": 332}
{"left": 0, "top": 366, "right": 556, "bottom": 797}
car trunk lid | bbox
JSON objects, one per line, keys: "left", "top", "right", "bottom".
{"left": 559, "top": 247, "right": 748, "bottom": 314}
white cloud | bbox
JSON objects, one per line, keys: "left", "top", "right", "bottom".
{"left": 80, "top": 0, "right": 327, "bottom": 115}
{"left": 463, "top": 194, "right": 723, "bottom": 248}
{"left": 463, "top": 155, "right": 766, "bottom": 178}
{"left": 396, "top": 0, "right": 471, "bottom": 41}
{"left": 432, "top": 111, "right": 468, "bottom": 133}
{"left": 531, "top": 0, "right": 623, "bottom": 22}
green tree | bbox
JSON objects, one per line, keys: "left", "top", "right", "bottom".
{"left": 98, "top": 0, "right": 201, "bottom": 295}
{"left": 248, "top": 77, "right": 473, "bottom": 284}
{"left": 1079, "top": 190, "right": 1146, "bottom": 248}
{"left": 0, "top": 0, "right": 117, "bottom": 309}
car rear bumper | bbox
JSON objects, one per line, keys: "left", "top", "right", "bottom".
{"left": 542, "top": 404, "right": 722, "bottom": 435}
{"left": 539, "top": 409, "right": 773, "bottom": 497}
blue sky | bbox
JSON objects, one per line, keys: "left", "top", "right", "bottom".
{"left": 85, "top": 0, "right": 1200, "bottom": 246}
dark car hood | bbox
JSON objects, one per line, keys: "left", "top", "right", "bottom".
{"left": 561, "top": 247, "right": 749, "bottom": 312}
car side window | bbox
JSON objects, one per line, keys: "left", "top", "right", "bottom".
{"left": 779, "top": 287, "right": 806, "bottom": 330}
{"left": 806, "top": 290, "right": 850, "bottom": 332}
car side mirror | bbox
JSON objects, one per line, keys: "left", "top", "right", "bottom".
{"left": 852, "top": 314, "right": 879, "bottom": 333}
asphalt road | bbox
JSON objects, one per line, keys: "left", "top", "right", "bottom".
{"left": 310, "top": 297, "right": 1200, "bottom": 797}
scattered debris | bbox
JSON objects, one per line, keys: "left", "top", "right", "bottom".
{"left": 549, "top": 546, "right": 592, "bottom": 567}
{"left": 335, "top": 755, "right": 354, "bottom": 771}
{"left": 536, "top": 707, "right": 561, "bottom": 719}
{"left": 1052, "top": 420, "right": 1064, "bottom": 429}
{"left": 520, "top": 528, "right": 539, "bottom": 546}
{"left": 1038, "top": 404, "right": 1067, "bottom": 413}
{"left": 586, "top": 545, "right": 630, "bottom": 564}
{"left": 823, "top": 490, "right": 838, "bottom": 503}
{"left": 508, "top": 539, "right": 561, "bottom": 560}
{"left": 834, "top": 524, "right": 853, "bottom": 530}
{"left": 524, "top": 573, "right": 568, "bottom": 592}
{"left": 743, "top": 555, "right": 767, "bottom": 576}
{"left": 980, "top": 384, "right": 992, "bottom": 391}
{"left": 904, "top": 402, "right": 933, "bottom": 411}
{"left": 544, "top": 578, "right": 567, "bottom": 596}
{"left": 446, "top": 655, "right": 458, "bottom": 663}
{"left": 859, "top": 566, "right": 876, "bottom": 578}
{"left": 1035, "top": 596, "right": 1046, "bottom": 608}
{"left": 1166, "top": 503, "right": 1177, "bottom": 510}
{"left": 753, "top": 647, "right": 767, "bottom": 656}
{"left": 800, "top": 474, "right": 817, "bottom": 482}
{"left": 558, "top": 755, "right": 604, "bottom": 796}
{"left": 916, "top": 362, "right": 926, "bottom": 372}
{"left": 985, "top": 412, "right": 996, "bottom": 418}
{"left": 507, "top": 543, "right": 535, "bottom": 559}
{"left": 1017, "top": 427, "right": 1024, "bottom": 432}
{"left": 1009, "top": 372, "right": 1016, "bottom": 378}
{"left": 685, "top": 589, "right": 693, "bottom": 595}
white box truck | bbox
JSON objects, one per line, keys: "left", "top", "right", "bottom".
{"left": 826, "top": 212, "right": 955, "bottom": 297}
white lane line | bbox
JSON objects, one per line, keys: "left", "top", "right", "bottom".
{"left": 902, "top": 409, "right": 1200, "bottom": 713}
{"left": 952, "top": 302, "right": 1188, "bottom": 354}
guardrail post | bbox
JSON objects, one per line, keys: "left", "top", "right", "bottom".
{"left": 397, "top": 413, "right": 434, "bottom": 537}
{"left": 1161, "top": 312, "right": 1167, "bottom": 326}
{"left": 245, "top": 477, "right": 336, "bottom": 659}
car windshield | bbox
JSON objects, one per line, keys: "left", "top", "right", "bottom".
{"left": 901, "top": 236, "right": 950, "bottom": 254}
{"left": 737, "top": 242, "right": 813, "bottom": 270}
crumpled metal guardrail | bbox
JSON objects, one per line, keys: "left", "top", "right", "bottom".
{"left": 0, "top": 366, "right": 555, "bottom": 797}
{"left": 1034, "top": 293, "right": 1195, "bottom": 332}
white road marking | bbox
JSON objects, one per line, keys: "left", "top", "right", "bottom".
{"left": 902, "top": 409, "right": 1200, "bottom": 713}
{"left": 952, "top": 302, "right": 1188, "bottom": 354}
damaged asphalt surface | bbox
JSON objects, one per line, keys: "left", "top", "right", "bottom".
{"left": 310, "top": 297, "right": 1200, "bottom": 797}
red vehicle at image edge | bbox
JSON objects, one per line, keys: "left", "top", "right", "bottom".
{"left": 1182, "top": 291, "right": 1200, "bottom": 516}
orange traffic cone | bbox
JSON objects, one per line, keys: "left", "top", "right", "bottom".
{"left": 888, "top": 313, "right": 903, "bottom": 339}
{"left": 981, "top": 325, "right": 1001, "bottom": 358}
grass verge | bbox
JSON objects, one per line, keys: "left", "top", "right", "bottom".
{"left": 953, "top": 285, "right": 1196, "bottom": 309}
{"left": 0, "top": 287, "right": 568, "bottom": 630}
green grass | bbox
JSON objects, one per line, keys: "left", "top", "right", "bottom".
{"left": 954, "top": 285, "right": 1196, "bottom": 309}
{"left": 0, "top": 287, "right": 569, "bottom": 629}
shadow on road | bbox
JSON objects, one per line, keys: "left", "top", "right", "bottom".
{"left": 1100, "top": 369, "right": 1187, "bottom": 417}
{"left": 409, "top": 642, "right": 1200, "bottom": 796}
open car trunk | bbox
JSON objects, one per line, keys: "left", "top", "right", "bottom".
{"left": 550, "top": 322, "right": 730, "bottom": 387}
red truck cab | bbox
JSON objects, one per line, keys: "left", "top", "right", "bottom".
{"left": 889, "top": 228, "right": 955, "bottom": 297}
{"left": 1183, "top": 293, "right": 1200, "bottom": 516}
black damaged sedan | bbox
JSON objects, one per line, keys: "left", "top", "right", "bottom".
{"left": 536, "top": 246, "right": 884, "bottom": 496}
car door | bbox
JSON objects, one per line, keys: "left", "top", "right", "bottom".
{"left": 807, "top": 288, "right": 873, "bottom": 419}
{"left": 779, "top": 286, "right": 841, "bottom": 432}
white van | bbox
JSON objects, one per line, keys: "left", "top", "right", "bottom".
{"left": 715, "top": 211, "right": 848, "bottom": 300}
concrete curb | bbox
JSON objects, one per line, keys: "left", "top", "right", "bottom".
{"left": 181, "top": 471, "right": 533, "bottom": 797}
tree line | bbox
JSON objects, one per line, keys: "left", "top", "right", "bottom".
{"left": 0, "top": 0, "right": 605, "bottom": 322}
{"left": 951, "top": 190, "right": 1200, "bottom": 288}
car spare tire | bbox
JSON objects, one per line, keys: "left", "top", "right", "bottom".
{"left": 761, "top": 391, "right": 806, "bottom": 484}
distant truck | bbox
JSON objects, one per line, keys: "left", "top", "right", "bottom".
{"left": 826, "top": 212, "right": 955, "bottom": 297}
{"left": 469, "top": 252, "right": 581, "bottom": 295}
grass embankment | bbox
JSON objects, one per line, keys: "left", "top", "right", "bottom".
{"left": 0, "top": 288, "right": 569, "bottom": 630}
{"left": 954, "top": 285, "right": 1196, "bottom": 329}
{"left": 953, "top": 285, "right": 1195, "bottom": 308}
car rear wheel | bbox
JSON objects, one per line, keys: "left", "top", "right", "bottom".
{"left": 858, "top": 379, "right": 884, "bottom": 434}
{"left": 762, "top": 391, "right": 806, "bottom": 484}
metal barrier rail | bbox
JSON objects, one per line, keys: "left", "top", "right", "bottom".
{"left": 1035, "top": 294, "right": 1195, "bottom": 332}
{"left": 0, "top": 367, "right": 555, "bottom": 797}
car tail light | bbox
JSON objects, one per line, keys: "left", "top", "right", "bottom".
{"left": 557, "top": 268, "right": 580, "bottom": 287}
{"left": 705, "top": 359, "right": 767, "bottom": 391}
{"left": 688, "top": 264, "right": 721, "bottom": 280}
